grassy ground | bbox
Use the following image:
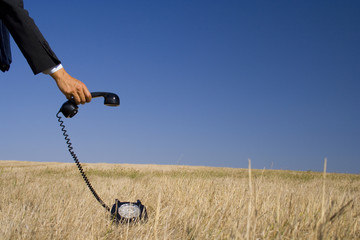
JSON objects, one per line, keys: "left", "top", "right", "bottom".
{"left": 0, "top": 160, "right": 359, "bottom": 239}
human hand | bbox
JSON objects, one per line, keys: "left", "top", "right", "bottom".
{"left": 50, "top": 68, "right": 92, "bottom": 104}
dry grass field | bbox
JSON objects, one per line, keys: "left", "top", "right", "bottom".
{"left": 0, "top": 160, "right": 359, "bottom": 239}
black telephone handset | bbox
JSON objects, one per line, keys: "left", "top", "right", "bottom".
{"left": 59, "top": 92, "right": 120, "bottom": 118}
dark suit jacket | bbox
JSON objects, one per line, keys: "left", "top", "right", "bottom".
{"left": 0, "top": 0, "right": 61, "bottom": 74}
{"left": 0, "top": 19, "right": 12, "bottom": 72}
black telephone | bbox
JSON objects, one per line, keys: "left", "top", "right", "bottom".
{"left": 57, "top": 92, "right": 147, "bottom": 224}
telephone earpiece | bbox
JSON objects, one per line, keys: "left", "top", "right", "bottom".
{"left": 91, "top": 92, "right": 120, "bottom": 106}
{"left": 59, "top": 92, "right": 120, "bottom": 118}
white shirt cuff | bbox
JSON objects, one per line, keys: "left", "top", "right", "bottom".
{"left": 42, "top": 64, "right": 63, "bottom": 75}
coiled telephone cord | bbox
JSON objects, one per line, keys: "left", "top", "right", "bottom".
{"left": 56, "top": 111, "right": 110, "bottom": 212}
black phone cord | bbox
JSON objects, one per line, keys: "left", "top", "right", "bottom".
{"left": 56, "top": 111, "right": 110, "bottom": 212}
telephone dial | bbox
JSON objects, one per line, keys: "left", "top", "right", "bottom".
{"left": 56, "top": 92, "right": 147, "bottom": 224}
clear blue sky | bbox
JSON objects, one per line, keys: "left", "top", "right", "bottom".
{"left": 1, "top": 0, "right": 359, "bottom": 173}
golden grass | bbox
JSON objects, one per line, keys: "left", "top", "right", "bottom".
{"left": 0, "top": 160, "right": 359, "bottom": 239}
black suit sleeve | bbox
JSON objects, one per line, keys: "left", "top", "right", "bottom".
{"left": 0, "top": 0, "right": 61, "bottom": 74}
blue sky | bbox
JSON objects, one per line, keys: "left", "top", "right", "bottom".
{"left": 0, "top": 0, "right": 359, "bottom": 173}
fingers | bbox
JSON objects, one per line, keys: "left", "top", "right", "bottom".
{"left": 73, "top": 93, "right": 82, "bottom": 105}
{"left": 63, "top": 82, "right": 85, "bottom": 105}
{"left": 65, "top": 93, "right": 72, "bottom": 100}
{"left": 72, "top": 84, "right": 91, "bottom": 105}
{"left": 85, "top": 88, "right": 92, "bottom": 103}
{"left": 51, "top": 68, "right": 92, "bottom": 105}
{"left": 76, "top": 88, "right": 86, "bottom": 105}
{"left": 77, "top": 83, "right": 92, "bottom": 105}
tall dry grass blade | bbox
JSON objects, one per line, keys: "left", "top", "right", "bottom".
{"left": 154, "top": 192, "right": 162, "bottom": 240}
{"left": 317, "top": 158, "right": 328, "bottom": 240}
{"left": 328, "top": 199, "right": 354, "bottom": 223}
{"left": 277, "top": 187, "right": 282, "bottom": 224}
{"left": 321, "top": 158, "right": 327, "bottom": 223}
{"left": 246, "top": 159, "right": 252, "bottom": 240}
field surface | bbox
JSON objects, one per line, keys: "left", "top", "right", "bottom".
{"left": 0, "top": 160, "right": 359, "bottom": 239}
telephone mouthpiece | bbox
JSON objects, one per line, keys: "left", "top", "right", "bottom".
{"left": 60, "top": 100, "right": 79, "bottom": 118}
